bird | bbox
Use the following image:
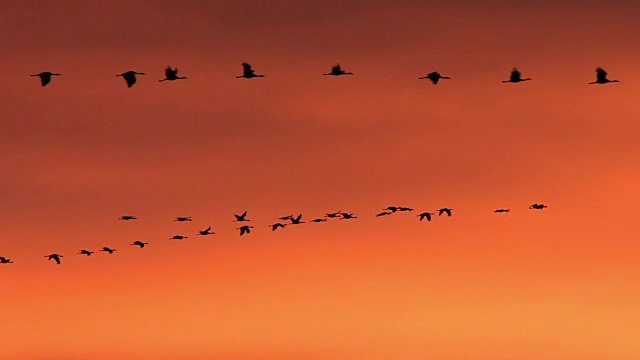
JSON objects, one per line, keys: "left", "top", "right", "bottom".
{"left": 159, "top": 66, "right": 187, "bottom": 82}
{"left": 237, "top": 225, "right": 254, "bottom": 236}
{"left": 324, "top": 64, "right": 353, "bottom": 76}
{"left": 234, "top": 211, "right": 250, "bottom": 222}
{"left": 170, "top": 235, "right": 188, "bottom": 240}
{"left": 289, "top": 214, "right": 305, "bottom": 225}
{"left": 494, "top": 209, "right": 510, "bottom": 213}
{"left": 384, "top": 206, "right": 400, "bottom": 212}
{"left": 589, "top": 68, "right": 620, "bottom": 84}
{"left": 340, "top": 213, "right": 357, "bottom": 219}
{"left": 376, "top": 211, "right": 393, "bottom": 217}
{"left": 397, "top": 207, "right": 413, "bottom": 212}
{"left": 100, "top": 247, "right": 116, "bottom": 254}
{"left": 503, "top": 68, "right": 531, "bottom": 83}
{"left": 418, "top": 212, "right": 434, "bottom": 221}
{"left": 325, "top": 211, "right": 342, "bottom": 218}
{"left": 174, "top": 216, "right": 193, "bottom": 222}
{"left": 236, "top": 63, "right": 265, "bottom": 78}
{"left": 118, "top": 215, "right": 137, "bottom": 221}
{"left": 529, "top": 204, "right": 548, "bottom": 210}
{"left": 45, "top": 254, "right": 63, "bottom": 264}
{"left": 78, "top": 250, "right": 94, "bottom": 256}
{"left": 310, "top": 218, "right": 328, "bottom": 223}
{"left": 131, "top": 241, "right": 148, "bottom": 248}
{"left": 438, "top": 208, "right": 453, "bottom": 216}
{"left": 31, "top": 72, "right": 61, "bottom": 87}
{"left": 197, "top": 227, "right": 215, "bottom": 236}
{"left": 270, "top": 223, "right": 287, "bottom": 231}
{"left": 419, "top": 71, "right": 450, "bottom": 84}
{"left": 279, "top": 215, "right": 295, "bottom": 221}
{"left": 0, "top": 257, "right": 14, "bottom": 264}
{"left": 116, "top": 71, "right": 144, "bottom": 88}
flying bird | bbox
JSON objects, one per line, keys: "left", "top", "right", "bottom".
{"left": 170, "top": 235, "right": 188, "bottom": 240}
{"left": 418, "top": 212, "right": 434, "bottom": 221}
{"left": 494, "top": 209, "right": 510, "bottom": 213}
{"left": 118, "top": 215, "right": 137, "bottom": 221}
{"left": 116, "top": 71, "right": 145, "bottom": 88}
{"left": 45, "top": 254, "right": 63, "bottom": 264}
{"left": 0, "top": 257, "right": 14, "bottom": 264}
{"left": 529, "top": 204, "right": 548, "bottom": 210}
{"left": 419, "top": 71, "right": 451, "bottom": 84}
{"left": 159, "top": 66, "right": 187, "bottom": 82}
{"left": 438, "top": 208, "right": 453, "bottom": 216}
{"left": 340, "top": 213, "right": 357, "bottom": 219}
{"left": 78, "top": 250, "right": 94, "bottom": 256}
{"left": 289, "top": 214, "right": 305, "bottom": 225}
{"left": 589, "top": 68, "right": 620, "bottom": 84}
{"left": 234, "top": 211, "right": 250, "bottom": 222}
{"left": 324, "top": 64, "right": 353, "bottom": 76}
{"left": 279, "top": 215, "right": 295, "bottom": 221}
{"left": 198, "top": 227, "right": 215, "bottom": 236}
{"left": 376, "top": 211, "right": 393, "bottom": 217}
{"left": 174, "top": 216, "right": 193, "bottom": 222}
{"left": 325, "top": 211, "right": 342, "bottom": 218}
{"left": 397, "top": 207, "right": 413, "bottom": 212}
{"left": 310, "top": 218, "right": 328, "bottom": 223}
{"left": 31, "top": 71, "right": 61, "bottom": 87}
{"left": 384, "top": 206, "right": 400, "bottom": 212}
{"left": 131, "top": 241, "right": 148, "bottom": 248}
{"left": 503, "top": 68, "right": 531, "bottom": 83}
{"left": 270, "top": 223, "right": 287, "bottom": 231}
{"left": 100, "top": 247, "right": 116, "bottom": 254}
{"left": 237, "top": 225, "right": 254, "bottom": 236}
{"left": 236, "top": 63, "right": 265, "bottom": 78}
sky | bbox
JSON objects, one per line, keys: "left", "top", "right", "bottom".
{"left": 1, "top": 1, "right": 640, "bottom": 359}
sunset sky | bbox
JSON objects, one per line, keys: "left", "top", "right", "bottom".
{"left": 1, "top": 1, "right": 640, "bottom": 359}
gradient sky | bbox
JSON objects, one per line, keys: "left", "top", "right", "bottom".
{"left": 1, "top": 1, "right": 640, "bottom": 359}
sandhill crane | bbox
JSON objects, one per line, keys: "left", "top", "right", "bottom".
{"left": 198, "top": 227, "right": 215, "bottom": 236}
{"left": 310, "top": 218, "right": 328, "bottom": 223}
{"left": 45, "top": 254, "right": 63, "bottom": 264}
{"left": 100, "top": 247, "right": 116, "bottom": 254}
{"left": 494, "top": 209, "right": 510, "bottom": 213}
{"left": 234, "top": 211, "right": 250, "bottom": 222}
{"left": 279, "top": 215, "right": 295, "bottom": 221}
{"left": 31, "top": 72, "right": 61, "bottom": 87}
{"left": 529, "top": 204, "right": 548, "bottom": 210}
{"left": 116, "top": 71, "right": 145, "bottom": 88}
{"left": 159, "top": 66, "right": 187, "bottom": 82}
{"left": 0, "top": 257, "right": 13, "bottom": 264}
{"left": 175, "top": 216, "right": 193, "bottom": 222}
{"left": 384, "top": 206, "right": 400, "bottom": 212}
{"left": 131, "top": 241, "right": 148, "bottom": 248}
{"left": 236, "top": 63, "right": 265, "bottom": 78}
{"left": 418, "top": 212, "right": 434, "bottom": 221}
{"left": 376, "top": 211, "right": 393, "bottom": 217}
{"left": 398, "top": 207, "right": 413, "bottom": 212}
{"left": 289, "top": 214, "right": 305, "bottom": 225}
{"left": 419, "top": 71, "right": 450, "bottom": 84}
{"left": 340, "top": 213, "right": 357, "bottom": 219}
{"left": 170, "top": 235, "right": 188, "bottom": 240}
{"left": 589, "top": 68, "right": 620, "bottom": 84}
{"left": 270, "top": 223, "right": 287, "bottom": 231}
{"left": 78, "top": 250, "right": 94, "bottom": 256}
{"left": 438, "top": 208, "right": 453, "bottom": 216}
{"left": 503, "top": 68, "right": 531, "bottom": 83}
{"left": 325, "top": 211, "right": 342, "bottom": 218}
{"left": 118, "top": 215, "right": 137, "bottom": 221}
{"left": 237, "top": 225, "right": 254, "bottom": 236}
{"left": 324, "top": 64, "right": 353, "bottom": 76}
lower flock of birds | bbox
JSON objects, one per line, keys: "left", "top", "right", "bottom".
{"left": 28, "top": 64, "right": 621, "bottom": 88}
{"left": 0, "top": 204, "right": 548, "bottom": 265}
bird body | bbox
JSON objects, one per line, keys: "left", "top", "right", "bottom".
{"left": 198, "top": 227, "right": 215, "bottom": 236}
{"left": 117, "top": 71, "right": 145, "bottom": 88}
{"left": 131, "top": 241, "right": 148, "bottom": 248}
{"left": 310, "top": 218, "right": 327, "bottom": 223}
{"left": 100, "top": 247, "right": 116, "bottom": 254}
{"left": 46, "top": 254, "right": 63, "bottom": 264}
{"left": 237, "top": 225, "right": 254, "bottom": 236}
{"left": 270, "top": 223, "right": 287, "bottom": 231}
{"left": 0, "top": 257, "right": 14, "bottom": 264}
{"left": 325, "top": 211, "right": 342, "bottom": 218}
{"left": 376, "top": 211, "right": 393, "bottom": 217}
{"left": 397, "top": 207, "right": 413, "bottom": 212}
{"left": 289, "top": 214, "right": 305, "bottom": 224}
{"left": 494, "top": 209, "right": 510, "bottom": 213}
{"left": 340, "top": 213, "right": 357, "bottom": 219}
{"left": 589, "top": 68, "right": 619, "bottom": 84}
{"left": 324, "top": 64, "right": 353, "bottom": 76}
{"left": 234, "top": 211, "right": 250, "bottom": 222}
{"left": 78, "top": 250, "right": 94, "bottom": 256}
{"left": 418, "top": 212, "right": 434, "bottom": 221}
{"left": 119, "top": 215, "right": 137, "bottom": 221}
{"left": 529, "top": 204, "right": 548, "bottom": 210}
{"left": 236, "top": 63, "right": 264, "bottom": 78}
{"left": 171, "top": 235, "right": 188, "bottom": 240}
{"left": 175, "top": 216, "right": 193, "bottom": 222}
{"left": 159, "top": 66, "right": 187, "bottom": 82}
{"left": 438, "top": 208, "right": 453, "bottom": 216}
{"left": 31, "top": 71, "right": 61, "bottom": 87}
{"left": 419, "top": 71, "right": 450, "bottom": 84}
{"left": 503, "top": 68, "right": 531, "bottom": 83}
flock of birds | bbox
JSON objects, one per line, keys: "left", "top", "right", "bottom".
{"left": 0, "top": 204, "right": 549, "bottom": 265}
{"left": 28, "top": 64, "right": 621, "bottom": 88}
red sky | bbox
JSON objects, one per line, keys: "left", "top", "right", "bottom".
{"left": 1, "top": 1, "right": 640, "bottom": 359}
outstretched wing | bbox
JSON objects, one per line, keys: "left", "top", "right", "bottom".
{"left": 595, "top": 67, "right": 607, "bottom": 82}
{"left": 510, "top": 68, "right": 521, "bottom": 82}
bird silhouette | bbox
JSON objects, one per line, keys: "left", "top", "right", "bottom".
{"left": 438, "top": 208, "right": 453, "bottom": 216}
{"left": 419, "top": 71, "right": 451, "bottom": 85}
{"left": 270, "top": 223, "right": 287, "bottom": 231}
{"left": 234, "top": 211, "right": 250, "bottom": 222}
{"left": 418, "top": 212, "right": 434, "bottom": 221}
{"left": 170, "top": 235, "right": 188, "bottom": 240}
{"left": 197, "top": 227, "right": 215, "bottom": 236}
{"left": 78, "top": 250, "right": 94, "bottom": 256}
{"left": 494, "top": 209, "right": 510, "bottom": 213}
{"left": 45, "top": 254, "right": 63, "bottom": 264}
{"left": 324, "top": 64, "right": 353, "bottom": 76}
{"left": 340, "top": 213, "right": 357, "bottom": 219}
{"left": 279, "top": 215, "right": 295, "bottom": 221}
{"left": 310, "top": 218, "right": 328, "bottom": 223}
{"left": 237, "top": 225, "right": 254, "bottom": 236}
{"left": 529, "top": 204, "right": 548, "bottom": 210}
{"left": 325, "top": 211, "right": 342, "bottom": 218}
{"left": 376, "top": 211, "right": 393, "bottom": 217}
{"left": 289, "top": 214, "right": 305, "bottom": 224}
{"left": 589, "top": 68, "right": 619, "bottom": 84}
{"left": 100, "top": 247, "right": 116, "bottom": 254}
{"left": 384, "top": 206, "right": 400, "bottom": 212}
{"left": 174, "top": 216, "right": 193, "bottom": 222}
{"left": 503, "top": 68, "right": 531, "bottom": 83}
{"left": 236, "top": 63, "right": 265, "bottom": 78}
{"left": 397, "top": 207, "right": 413, "bottom": 212}
{"left": 0, "top": 257, "right": 14, "bottom": 264}
{"left": 31, "top": 72, "right": 61, "bottom": 87}
{"left": 116, "top": 71, "right": 145, "bottom": 88}
{"left": 159, "top": 66, "right": 187, "bottom": 82}
{"left": 118, "top": 215, "right": 137, "bottom": 221}
{"left": 131, "top": 241, "right": 148, "bottom": 248}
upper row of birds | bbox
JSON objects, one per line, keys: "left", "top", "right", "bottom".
{"left": 0, "top": 204, "right": 549, "bottom": 265}
{"left": 29, "top": 64, "right": 621, "bottom": 88}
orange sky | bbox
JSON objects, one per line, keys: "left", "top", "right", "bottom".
{"left": 1, "top": 1, "right": 640, "bottom": 359}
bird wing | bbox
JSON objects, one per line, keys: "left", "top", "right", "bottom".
{"left": 41, "top": 74, "right": 51, "bottom": 86}
{"left": 165, "top": 67, "right": 175, "bottom": 77}
{"left": 123, "top": 73, "right": 137, "bottom": 87}
{"left": 596, "top": 67, "right": 607, "bottom": 82}
{"left": 510, "top": 68, "right": 521, "bottom": 81}
{"left": 54, "top": 256, "right": 60, "bottom": 264}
